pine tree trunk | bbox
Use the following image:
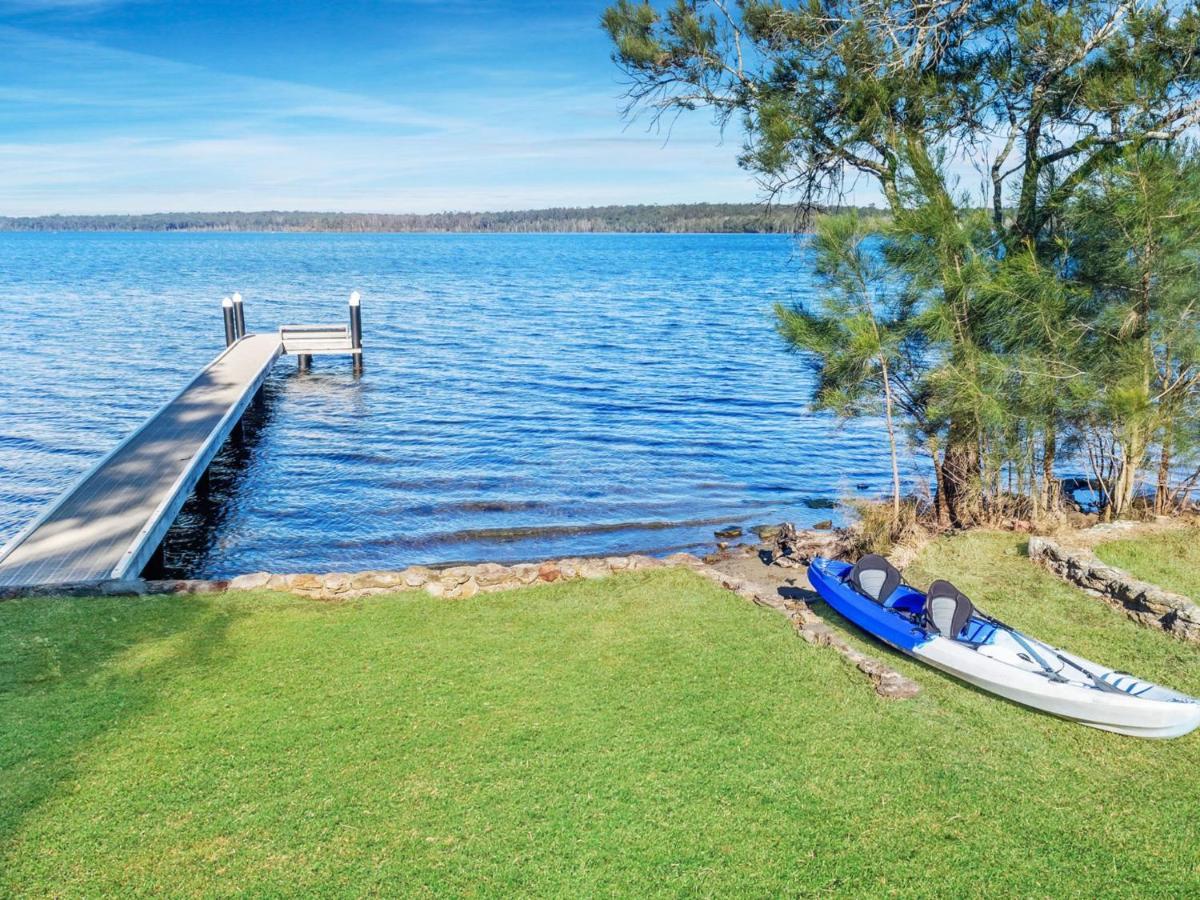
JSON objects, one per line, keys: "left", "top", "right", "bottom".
{"left": 931, "top": 442, "right": 951, "bottom": 529}
{"left": 1112, "top": 432, "right": 1147, "bottom": 519}
{"left": 1041, "top": 427, "right": 1057, "bottom": 513}
{"left": 1155, "top": 438, "right": 1172, "bottom": 515}
{"left": 880, "top": 358, "right": 902, "bottom": 523}
{"left": 941, "top": 418, "right": 980, "bottom": 527}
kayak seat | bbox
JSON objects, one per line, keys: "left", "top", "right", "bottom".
{"left": 925, "top": 580, "right": 976, "bottom": 640}
{"left": 847, "top": 553, "right": 902, "bottom": 607}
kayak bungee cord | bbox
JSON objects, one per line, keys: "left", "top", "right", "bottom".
{"left": 971, "top": 608, "right": 1129, "bottom": 694}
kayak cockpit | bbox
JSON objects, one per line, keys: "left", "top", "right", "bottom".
{"left": 849, "top": 554, "right": 997, "bottom": 646}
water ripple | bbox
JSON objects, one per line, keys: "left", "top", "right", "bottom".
{"left": 0, "top": 232, "right": 925, "bottom": 576}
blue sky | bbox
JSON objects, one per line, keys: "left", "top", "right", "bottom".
{"left": 0, "top": 0, "right": 764, "bottom": 214}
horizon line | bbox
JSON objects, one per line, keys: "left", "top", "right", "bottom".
{"left": 0, "top": 201, "right": 842, "bottom": 220}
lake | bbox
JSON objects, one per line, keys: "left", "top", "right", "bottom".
{"left": 0, "top": 232, "right": 922, "bottom": 578}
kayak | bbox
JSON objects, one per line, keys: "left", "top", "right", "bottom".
{"left": 808, "top": 555, "right": 1200, "bottom": 739}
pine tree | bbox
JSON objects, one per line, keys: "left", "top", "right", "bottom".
{"left": 603, "top": 0, "right": 1200, "bottom": 523}
{"left": 776, "top": 213, "right": 921, "bottom": 521}
{"left": 1068, "top": 145, "right": 1200, "bottom": 517}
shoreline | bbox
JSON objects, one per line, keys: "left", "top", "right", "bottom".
{"left": 0, "top": 524, "right": 844, "bottom": 601}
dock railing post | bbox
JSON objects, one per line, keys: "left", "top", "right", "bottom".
{"left": 232, "top": 292, "right": 246, "bottom": 338}
{"left": 349, "top": 290, "right": 363, "bottom": 373}
{"left": 222, "top": 297, "right": 237, "bottom": 346}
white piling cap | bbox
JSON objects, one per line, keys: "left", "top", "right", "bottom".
{"left": 232, "top": 292, "right": 243, "bottom": 304}
{"left": 349, "top": 290, "right": 361, "bottom": 306}
{"left": 221, "top": 296, "right": 233, "bottom": 307}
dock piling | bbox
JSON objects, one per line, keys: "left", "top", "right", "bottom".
{"left": 277, "top": 295, "right": 363, "bottom": 372}
{"left": 232, "top": 292, "right": 247, "bottom": 338}
{"left": 222, "top": 297, "right": 237, "bottom": 346}
{"left": 349, "top": 291, "right": 363, "bottom": 373}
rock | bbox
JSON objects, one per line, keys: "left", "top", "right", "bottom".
{"left": 511, "top": 563, "right": 541, "bottom": 585}
{"left": 803, "top": 498, "right": 838, "bottom": 510}
{"left": 605, "top": 556, "right": 630, "bottom": 570}
{"left": 663, "top": 552, "right": 703, "bottom": 569}
{"left": 627, "top": 556, "right": 662, "bottom": 570}
{"left": 716, "top": 541, "right": 729, "bottom": 551}
{"left": 762, "top": 522, "right": 845, "bottom": 569}
{"left": 290, "top": 573, "right": 323, "bottom": 593}
{"left": 424, "top": 581, "right": 447, "bottom": 598}
{"left": 99, "top": 580, "right": 147, "bottom": 596}
{"left": 866, "top": 667, "right": 922, "bottom": 700}
{"left": 471, "top": 563, "right": 512, "bottom": 587}
{"left": 714, "top": 525, "right": 743, "bottom": 539}
{"left": 402, "top": 566, "right": 433, "bottom": 588}
{"left": 143, "top": 580, "right": 185, "bottom": 594}
{"left": 322, "top": 573, "right": 352, "bottom": 594}
{"left": 350, "top": 570, "right": 406, "bottom": 590}
{"left": 813, "top": 520, "right": 833, "bottom": 531}
{"left": 538, "top": 563, "right": 561, "bottom": 583}
{"left": 455, "top": 579, "right": 480, "bottom": 599}
{"left": 166, "top": 579, "right": 225, "bottom": 594}
{"left": 579, "top": 560, "right": 611, "bottom": 579}
{"left": 438, "top": 566, "right": 473, "bottom": 587}
{"left": 750, "top": 524, "right": 782, "bottom": 541}
{"left": 228, "top": 572, "right": 272, "bottom": 591}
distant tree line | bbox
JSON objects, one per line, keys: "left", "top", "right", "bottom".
{"left": 0, "top": 203, "right": 887, "bottom": 234}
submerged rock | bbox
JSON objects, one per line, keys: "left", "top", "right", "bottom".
{"left": 714, "top": 525, "right": 743, "bottom": 539}
{"left": 750, "top": 524, "right": 782, "bottom": 540}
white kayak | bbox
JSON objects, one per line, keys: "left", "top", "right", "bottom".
{"left": 809, "top": 556, "right": 1200, "bottom": 739}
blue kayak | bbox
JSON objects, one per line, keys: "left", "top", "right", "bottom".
{"left": 807, "top": 555, "right": 1200, "bottom": 739}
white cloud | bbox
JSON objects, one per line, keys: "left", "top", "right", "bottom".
{"left": 0, "top": 127, "right": 760, "bottom": 214}
{"left": 0, "top": 22, "right": 765, "bottom": 214}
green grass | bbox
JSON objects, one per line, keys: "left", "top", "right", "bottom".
{"left": 1094, "top": 527, "right": 1200, "bottom": 600}
{"left": 2, "top": 556, "right": 1198, "bottom": 897}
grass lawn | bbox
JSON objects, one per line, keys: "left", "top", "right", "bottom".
{"left": 1094, "top": 526, "right": 1200, "bottom": 600}
{"left": 2, "top": 549, "right": 1199, "bottom": 897}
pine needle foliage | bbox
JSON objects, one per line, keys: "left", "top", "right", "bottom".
{"left": 604, "top": 1, "right": 1200, "bottom": 524}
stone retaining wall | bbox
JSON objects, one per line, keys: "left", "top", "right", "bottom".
{"left": 683, "top": 561, "right": 920, "bottom": 700}
{"left": 0, "top": 554, "right": 671, "bottom": 601}
{"left": 227, "top": 554, "right": 672, "bottom": 600}
{"left": 1028, "top": 536, "right": 1200, "bottom": 643}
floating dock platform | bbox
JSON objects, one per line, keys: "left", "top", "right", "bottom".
{"left": 0, "top": 293, "right": 363, "bottom": 589}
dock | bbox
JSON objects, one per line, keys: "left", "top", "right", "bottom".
{"left": 0, "top": 294, "right": 363, "bottom": 589}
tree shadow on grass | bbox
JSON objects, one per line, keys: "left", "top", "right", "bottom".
{"left": 0, "top": 594, "right": 248, "bottom": 849}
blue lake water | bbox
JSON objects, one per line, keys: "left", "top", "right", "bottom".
{"left": 0, "top": 232, "right": 923, "bottom": 578}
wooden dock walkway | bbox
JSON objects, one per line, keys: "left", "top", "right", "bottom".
{"left": 0, "top": 334, "right": 283, "bottom": 588}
